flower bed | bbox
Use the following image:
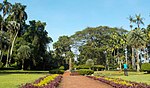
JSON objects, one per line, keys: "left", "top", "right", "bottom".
{"left": 21, "top": 74, "right": 62, "bottom": 88}
{"left": 87, "top": 76, "right": 150, "bottom": 88}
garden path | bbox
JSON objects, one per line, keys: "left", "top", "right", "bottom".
{"left": 59, "top": 71, "right": 114, "bottom": 88}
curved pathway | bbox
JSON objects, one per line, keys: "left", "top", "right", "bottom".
{"left": 59, "top": 71, "right": 114, "bottom": 88}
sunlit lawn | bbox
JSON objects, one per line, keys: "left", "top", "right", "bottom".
{"left": 113, "top": 74, "right": 150, "bottom": 84}
{"left": 94, "top": 71, "right": 150, "bottom": 84}
{"left": 0, "top": 74, "right": 46, "bottom": 88}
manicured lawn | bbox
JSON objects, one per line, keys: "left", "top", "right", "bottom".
{"left": 94, "top": 71, "right": 150, "bottom": 84}
{"left": 113, "top": 74, "right": 150, "bottom": 84}
{"left": 0, "top": 74, "right": 46, "bottom": 88}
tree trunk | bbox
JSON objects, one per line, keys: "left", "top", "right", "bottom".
{"left": 119, "top": 59, "right": 122, "bottom": 70}
{"left": 69, "top": 57, "right": 72, "bottom": 71}
{"left": 136, "top": 48, "right": 140, "bottom": 72}
{"left": 9, "top": 31, "right": 18, "bottom": 64}
{"left": 22, "top": 59, "right": 24, "bottom": 70}
{"left": 114, "top": 50, "right": 115, "bottom": 65}
{"left": 0, "top": 51, "right": 3, "bottom": 61}
{"left": 6, "top": 47, "right": 10, "bottom": 67}
{"left": 132, "top": 48, "right": 136, "bottom": 70}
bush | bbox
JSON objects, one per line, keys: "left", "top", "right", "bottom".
{"left": 49, "top": 69, "right": 64, "bottom": 74}
{"left": 92, "top": 65, "right": 105, "bottom": 71}
{"left": 59, "top": 66, "right": 64, "bottom": 70}
{"left": 77, "top": 69, "right": 94, "bottom": 75}
{"left": 141, "top": 63, "right": 150, "bottom": 73}
{"left": 75, "top": 65, "right": 90, "bottom": 69}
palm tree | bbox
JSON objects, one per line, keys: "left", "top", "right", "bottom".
{"left": 17, "top": 45, "right": 31, "bottom": 70}
{"left": 6, "top": 21, "right": 20, "bottom": 66}
{"left": 6, "top": 3, "right": 27, "bottom": 65}
{"left": 0, "top": 0, "right": 12, "bottom": 31}
{"left": 0, "top": 1, "right": 12, "bottom": 64}
{"left": 127, "top": 28, "right": 147, "bottom": 72}
{"left": 0, "top": 32, "right": 9, "bottom": 62}
{"left": 128, "top": 15, "right": 134, "bottom": 30}
{"left": 135, "top": 14, "right": 144, "bottom": 28}
{"left": 9, "top": 3, "right": 27, "bottom": 23}
{"left": 128, "top": 15, "right": 136, "bottom": 70}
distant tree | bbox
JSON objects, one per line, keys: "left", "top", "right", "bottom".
{"left": 134, "top": 14, "right": 144, "bottom": 28}
{"left": 17, "top": 45, "right": 31, "bottom": 70}
{"left": 86, "top": 59, "right": 94, "bottom": 69}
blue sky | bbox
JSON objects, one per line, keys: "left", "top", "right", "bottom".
{"left": 8, "top": 0, "right": 150, "bottom": 49}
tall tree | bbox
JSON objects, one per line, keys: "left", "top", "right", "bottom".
{"left": 22, "top": 20, "right": 52, "bottom": 69}
{"left": 6, "top": 21, "right": 20, "bottom": 67}
{"left": 128, "top": 15, "right": 136, "bottom": 70}
{"left": 7, "top": 3, "right": 27, "bottom": 63}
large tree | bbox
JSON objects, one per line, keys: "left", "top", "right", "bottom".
{"left": 22, "top": 20, "right": 52, "bottom": 69}
{"left": 71, "top": 26, "right": 127, "bottom": 70}
{"left": 53, "top": 35, "right": 73, "bottom": 67}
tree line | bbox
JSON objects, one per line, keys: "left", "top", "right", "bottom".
{"left": 54, "top": 14, "right": 150, "bottom": 72}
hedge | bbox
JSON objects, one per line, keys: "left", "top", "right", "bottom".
{"left": 77, "top": 69, "right": 94, "bottom": 75}
{"left": 141, "top": 63, "right": 150, "bottom": 73}
{"left": 75, "top": 65, "right": 90, "bottom": 69}
{"left": 92, "top": 65, "right": 105, "bottom": 71}
{"left": 74, "top": 65, "right": 105, "bottom": 70}
{"left": 49, "top": 69, "right": 65, "bottom": 74}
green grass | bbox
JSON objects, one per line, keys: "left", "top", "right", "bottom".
{"left": 113, "top": 74, "right": 150, "bottom": 84}
{"left": 0, "top": 74, "right": 46, "bottom": 88}
{"left": 94, "top": 71, "right": 150, "bottom": 84}
{"left": 0, "top": 70, "right": 49, "bottom": 73}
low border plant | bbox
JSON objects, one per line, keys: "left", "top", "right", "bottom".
{"left": 21, "top": 74, "right": 62, "bottom": 88}
{"left": 87, "top": 76, "right": 150, "bottom": 88}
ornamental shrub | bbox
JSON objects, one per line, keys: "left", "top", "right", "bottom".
{"left": 77, "top": 69, "right": 94, "bottom": 75}
{"left": 49, "top": 69, "right": 64, "bottom": 74}
{"left": 141, "top": 63, "right": 150, "bottom": 73}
